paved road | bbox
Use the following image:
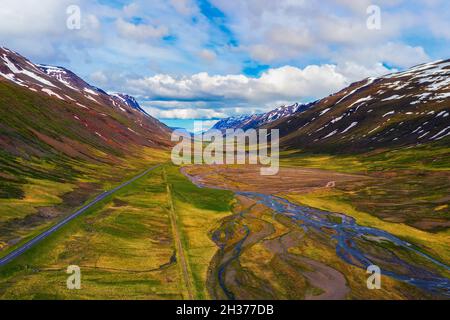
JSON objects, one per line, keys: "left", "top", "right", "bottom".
{"left": 0, "top": 164, "right": 161, "bottom": 268}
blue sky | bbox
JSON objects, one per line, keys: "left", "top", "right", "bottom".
{"left": 1, "top": 0, "right": 449, "bottom": 129}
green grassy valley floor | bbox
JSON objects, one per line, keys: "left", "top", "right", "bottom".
{"left": 278, "top": 145, "right": 450, "bottom": 272}
{"left": 0, "top": 148, "right": 169, "bottom": 258}
{"left": 280, "top": 145, "right": 450, "bottom": 231}
{"left": 0, "top": 165, "right": 233, "bottom": 299}
{"left": 0, "top": 144, "right": 448, "bottom": 299}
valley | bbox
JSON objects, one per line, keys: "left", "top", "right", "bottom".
{"left": 0, "top": 46, "right": 448, "bottom": 300}
{"left": 0, "top": 164, "right": 233, "bottom": 299}
{"left": 181, "top": 156, "right": 450, "bottom": 299}
{"left": 1, "top": 156, "right": 447, "bottom": 299}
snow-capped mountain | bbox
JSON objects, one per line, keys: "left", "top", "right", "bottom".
{"left": 38, "top": 64, "right": 99, "bottom": 94}
{"left": 212, "top": 102, "right": 312, "bottom": 132}
{"left": 213, "top": 59, "right": 450, "bottom": 152}
{"left": 272, "top": 59, "right": 450, "bottom": 151}
{"left": 109, "top": 93, "right": 149, "bottom": 115}
{"left": 0, "top": 46, "right": 171, "bottom": 160}
{"left": 0, "top": 47, "right": 159, "bottom": 122}
{"left": 256, "top": 102, "right": 312, "bottom": 125}
{"left": 212, "top": 114, "right": 263, "bottom": 131}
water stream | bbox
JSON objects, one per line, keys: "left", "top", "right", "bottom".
{"left": 183, "top": 170, "right": 450, "bottom": 298}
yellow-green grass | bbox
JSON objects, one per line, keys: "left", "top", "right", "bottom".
{"left": 285, "top": 229, "right": 427, "bottom": 300}
{"left": 0, "top": 166, "right": 182, "bottom": 299}
{"left": 0, "top": 147, "right": 170, "bottom": 257}
{"left": 240, "top": 237, "right": 419, "bottom": 300}
{"left": 0, "top": 179, "right": 76, "bottom": 253}
{"left": 0, "top": 164, "right": 234, "bottom": 300}
{"left": 165, "top": 165, "right": 234, "bottom": 299}
{"left": 280, "top": 143, "right": 450, "bottom": 173}
{"left": 279, "top": 145, "right": 449, "bottom": 232}
{"left": 0, "top": 178, "right": 75, "bottom": 223}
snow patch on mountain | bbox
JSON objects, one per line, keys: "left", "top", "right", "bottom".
{"left": 42, "top": 88, "right": 65, "bottom": 100}
{"left": 341, "top": 121, "right": 358, "bottom": 134}
{"left": 1, "top": 54, "right": 56, "bottom": 88}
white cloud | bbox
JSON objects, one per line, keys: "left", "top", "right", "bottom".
{"left": 335, "top": 61, "right": 392, "bottom": 82}
{"left": 210, "top": 0, "right": 433, "bottom": 70}
{"left": 0, "top": 0, "right": 71, "bottom": 35}
{"left": 170, "top": 0, "right": 198, "bottom": 16}
{"left": 126, "top": 62, "right": 393, "bottom": 119}
{"left": 90, "top": 70, "right": 108, "bottom": 85}
{"left": 0, "top": 0, "right": 102, "bottom": 61}
{"left": 199, "top": 49, "right": 217, "bottom": 62}
{"left": 0, "top": 0, "right": 448, "bottom": 121}
{"left": 426, "top": 12, "right": 450, "bottom": 40}
{"left": 336, "top": 42, "right": 430, "bottom": 69}
{"left": 116, "top": 18, "right": 169, "bottom": 41}
{"left": 144, "top": 106, "right": 227, "bottom": 119}
{"left": 123, "top": 3, "right": 140, "bottom": 17}
{"left": 249, "top": 45, "right": 279, "bottom": 62}
{"left": 127, "top": 64, "right": 351, "bottom": 104}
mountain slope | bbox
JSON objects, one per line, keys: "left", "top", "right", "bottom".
{"left": 0, "top": 47, "right": 171, "bottom": 162}
{"left": 0, "top": 46, "right": 173, "bottom": 254}
{"left": 215, "top": 60, "right": 450, "bottom": 152}
{"left": 273, "top": 60, "right": 450, "bottom": 152}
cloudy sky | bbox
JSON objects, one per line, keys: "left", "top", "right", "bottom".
{"left": 1, "top": 0, "right": 449, "bottom": 127}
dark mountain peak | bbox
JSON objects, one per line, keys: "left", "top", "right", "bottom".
{"left": 37, "top": 64, "right": 96, "bottom": 94}
{"left": 109, "top": 93, "right": 149, "bottom": 115}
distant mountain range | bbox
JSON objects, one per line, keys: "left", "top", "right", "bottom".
{"left": 212, "top": 102, "right": 312, "bottom": 132}
{"left": 0, "top": 46, "right": 171, "bottom": 163}
{"left": 2, "top": 46, "right": 449, "bottom": 158}
{"left": 213, "top": 60, "right": 450, "bottom": 152}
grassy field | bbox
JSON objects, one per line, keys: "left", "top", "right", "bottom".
{"left": 175, "top": 143, "right": 449, "bottom": 299}
{"left": 0, "top": 164, "right": 234, "bottom": 299}
{"left": 278, "top": 146, "right": 449, "bottom": 276}
{"left": 0, "top": 141, "right": 448, "bottom": 300}
{"left": 165, "top": 165, "right": 233, "bottom": 299}
{"left": 279, "top": 145, "right": 450, "bottom": 232}
{"left": 280, "top": 142, "right": 450, "bottom": 172}
{"left": 0, "top": 147, "right": 169, "bottom": 258}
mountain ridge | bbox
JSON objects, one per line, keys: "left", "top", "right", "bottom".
{"left": 211, "top": 102, "right": 314, "bottom": 132}
{"left": 212, "top": 59, "right": 450, "bottom": 152}
{"left": 0, "top": 46, "right": 172, "bottom": 162}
